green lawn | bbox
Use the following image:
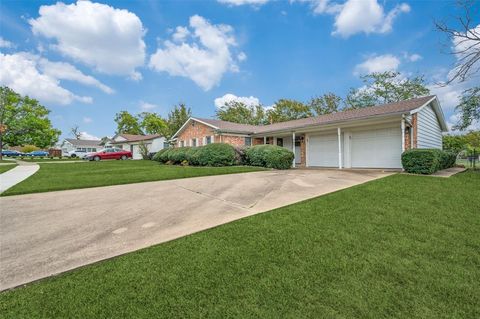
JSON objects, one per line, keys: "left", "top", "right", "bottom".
{"left": 0, "top": 164, "right": 17, "bottom": 174}
{"left": 1, "top": 160, "right": 265, "bottom": 196}
{"left": 1, "top": 171, "right": 478, "bottom": 318}
{"left": 456, "top": 158, "right": 479, "bottom": 169}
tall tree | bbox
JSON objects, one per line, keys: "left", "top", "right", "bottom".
{"left": 344, "top": 72, "right": 430, "bottom": 109}
{"left": 216, "top": 101, "right": 267, "bottom": 125}
{"left": 267, "top": 99, "right": 312, "bottom": 123}
{"left": 167, "top": 103, "right": 191, "bottom": 138}
{"left": 114, "top": 111, "right": 143, "bottom": 135}
{"left": 139, "top": 112, "right": 169, "bottom": 136}
{"left": 308, "top": 93, "right": 343, "bottom": 115}
{"left": 0, "top": 86, "right": 61, "bottom": 159}
{"left": 435, "top": 0, "right": 480, "bottom": 84}
{"left": 70, "top": 125, "right": 81, "bottom": 139}
{"left": 454, "top": 87, "right": 480, "bottom": 130}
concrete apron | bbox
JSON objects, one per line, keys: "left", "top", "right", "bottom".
{"left": 0, "top": 169, "right": 393, "bottom": 291}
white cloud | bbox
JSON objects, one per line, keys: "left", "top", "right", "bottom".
{"left": 83, "top": 117, "right": 93, "bottom": 124}
{"left": 0, "top": 52, "right": 92, "bottom": 105}
{"left": 450, "top": 24, "right": 480, "bottom": 82}
{"left": 354, "top": 54, "right": 400, "bottom": 75}
{"left": 0, "top": 37, "right": 14, "bottom": 48}
{"left": 172, "top": 26, "right": 190, "bottom": 42}
{"left": 405, "top": 53, "right": 422, "bottom": 62}
{"left": 79, "top": 131, "right": 100, "bottom": 140}
{"left": 237, "top": 52, "right": 247, "bottom": 61}
{"left": 217, "top": 0, "right": 270, "bottom": 6}
{"left": 298, "top": 0, "right": 410, "bottom": 37}
{"left": 29, "top": 0, "right": 146, "bottom": 79}
{"left": 139, "top": 101, "right": 158, "bottom": 111}
{"left": 38, "top": 59, "right": 114, "bottom": 94}
{"left": 214, "top": 93, "right": 260, "bottom": 108}
{"left": 333, "top": 0, "right": 410, "bottom": 37}
{"left": 149, "top": 15, "right": 243, "bottom": 91}
{"left": 428, "top": 83, "right": 463, "bottom": 112}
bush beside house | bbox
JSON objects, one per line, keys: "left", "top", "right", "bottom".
{"left": 153, "top": 143, "right": 294, "bottom": 169}
{"left": 401, "top": 149, "right": 457, "bottom": 174}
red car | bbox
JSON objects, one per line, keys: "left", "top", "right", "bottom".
{"left": 85, "top": 148, "right": 132, "bottom": 161}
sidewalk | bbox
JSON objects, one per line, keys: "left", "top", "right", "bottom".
{"left": 0, "top": 161, "right": 39, "bottom": 193}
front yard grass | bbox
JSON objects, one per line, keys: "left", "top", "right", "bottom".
{"left": 18, "top": 157, "right": 79, "bottom": 162}
{"left": 1, "top": 171, "right": 478, "bottom": 318}
{"left": 1, "top": 160, "right": 265, "bottom": 196}
{"left": 0, "top": 164, "right": 17, "bottom": 174}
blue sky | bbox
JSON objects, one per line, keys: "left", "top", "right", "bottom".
{"left": 0, "top": 0, "right": 478, "bottom": 140}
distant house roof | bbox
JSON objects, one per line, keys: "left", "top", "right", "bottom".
{"left": 173, "top": 95, "right": 446, "bottom": 138}
{"left": 110, "top": 134, "right": 162, "bottom": 144}
{"left": 64, "top": 138, "right": 102, "bottom": 147}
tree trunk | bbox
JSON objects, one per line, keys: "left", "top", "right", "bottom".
{"left": 0, "top": 132, "right": 3, "bottom": 161}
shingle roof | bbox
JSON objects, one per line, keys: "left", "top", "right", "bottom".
{"left": 65, "top": 138, "right": 102, "bottom": 146}
{"left": 194, "top": 118, "right": 258, "bottom": 134}
{"left": 177, "top": 95, "right": 439, "bottom": 138}
{"left": 253, "top": 95, "right": 436, "bottom": 134}
{"left": 111, "top": 134, "right": 162, "bottom": 143}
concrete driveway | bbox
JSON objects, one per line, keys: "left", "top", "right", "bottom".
{"left": 0, "top": 169, "right": 392, "bottom": 290}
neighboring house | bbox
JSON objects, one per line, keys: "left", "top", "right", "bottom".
{"left": 110, "top": 134, "right": 166, "bottom": 159}
{"left": 172, "top": 95, "right": 448, "bottom": 169}
{"left": 60, "top": 139, "right": 103, "bottom": 155}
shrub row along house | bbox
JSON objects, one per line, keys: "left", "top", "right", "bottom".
{"left": 172, "top": 95, "right": 448, "bottom": 169}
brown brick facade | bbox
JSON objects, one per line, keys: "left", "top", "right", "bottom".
{"left": 412, "top": 113, "right": 418, "bottom": 148}
{"left": 299, "top": 135, "right": 306, "bottom": 167}
{"left": 176, "top": 120, "right": 215, "bottom": 147}
{"left": 404, "top": 127, "right": 411, "bottom": 150}
{"left": 253, "top": 138, "right": 263, "bottom": 145}
{"left": 219, "top": 135, "right": 248, "bottom": 146}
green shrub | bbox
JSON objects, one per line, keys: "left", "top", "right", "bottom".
{"left": 245, "top": 145, "right": 294, "bottom": 170}
{"left": 152, "top": 148, "right": 170, "bottom": 162}
{"left": 401, "top": 148, "right": 456, "bottom": 174}
{"left": 195, "top": 143, "right": 236, "bottom": 166}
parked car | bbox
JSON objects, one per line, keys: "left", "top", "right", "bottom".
{"left": 66, "top": 150, "right": 88, "bottom": 158}
{"left": 1, "top": 150, "right": 24, "bottom": 157}
{"left": 26, "top": 150, "right": 49, "bottom": 157}
{"left": 84, "top": 148, "right": 132, "bottom": 161}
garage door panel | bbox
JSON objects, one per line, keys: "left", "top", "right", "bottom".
{"left": 351, "top": 127, "right": 401, "bottom": 168}
{"left": 308, "top": 134, "right": 338, "bottom": 167}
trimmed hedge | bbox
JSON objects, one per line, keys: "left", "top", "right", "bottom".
{"left": 153, "top": 143, "right": 236, "bottom": 167}
{"left": 245, "top": 145, "right": 294, "bottom": 170}
{"left": 401, "top": 148, "right": 457, "bottom": 174}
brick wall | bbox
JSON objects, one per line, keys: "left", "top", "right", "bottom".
{"left": 176, "top": 120, "right": 215, "bottom": 147}
{"left": 404, "top": 127, "right": 411, "bottom": 150}
{"left": 300, "top": 135, "right": 306, "bottom": 167}
{"left": 253, "top": 138, "right": 264, "bottom": 145}
{"left": 220, "top": 135, "right": 247, "bottom": 146}
{"left": 412, "top": 113, "right": 418, "bottom": 148}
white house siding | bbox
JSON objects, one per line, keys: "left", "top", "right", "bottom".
{"left": 151, "top": 137, "right": 166, "bottom": 152}
{"left": 417, "top": 104, "right": 443, "bottom": 149}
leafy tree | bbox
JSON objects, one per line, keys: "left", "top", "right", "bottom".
{"left": 216, "top": 101, "right": 267, "bottom": 125}
{"left": 453, "top": 87, "right": 480, "bottom": 131}
{"left": 464, "top": 130, "right": 480, "bottom": 149}
{"left": 139, "top": 112, "right": 169, "bottom": 136}
{"left": 114, "top": 111, "right": 143, "bottom": 135}
{"left": 0, "top": 86, "right": 61, "bottom": 159}
{"left": 443, "top": 134, "right": 467, "bottom": 154}
{"left": 308, "top": 93, "right": 343, "bottom": 115}
{"left": 267, "top": 99, "right": 312, "bottom": 123}
{"left": 345, "top": 72, "right": 430, "bottom": 109}
{"left": 167, "top": 103, "right": 191, "bottom": 138}
{"left": 70, "top": 125, "right": 81, "bottom": 139}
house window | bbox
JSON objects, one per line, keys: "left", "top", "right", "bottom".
{"left": 244, "top": 137, "right": 252, "bottom": 146}
{"left": 192, "top": 138, "right": 197, "bottom": 147}
{"left": 180, "top": 141, "right": 185, "bottom": 147}
{"left": 163, "top": 142, "right": 170, "bottom": 149}
{"left": 206, "top": 136, "right": 212, "bottom": 145}
{"left": 276, "top": 138, "right": 283, "bottom": 147}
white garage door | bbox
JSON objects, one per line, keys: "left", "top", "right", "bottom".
{"left": 132, "top": 144, "right": 142, "bottom": 160}
{"left": 351, "top": 126, "right": 401, "bottom": 168}
{"left": 308, "top": 134, "right": 339, "bottom": 167}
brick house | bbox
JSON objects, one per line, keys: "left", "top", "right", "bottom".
{"left": 172, "top": 95, "right": 448, "bottom": 169}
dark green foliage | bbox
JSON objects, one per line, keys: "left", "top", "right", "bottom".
{"left": 245, "top": 144, "right": 294, "bottom": 169}
{"left": 402, "top": 149, "right": 456, "bottom": 174}
{"left": 153, "top": 143, "right": 236, "bottom": 167}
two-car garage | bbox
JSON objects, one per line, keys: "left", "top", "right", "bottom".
{"left": 307, "top": 124, "right": 403, "bottom": 169}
